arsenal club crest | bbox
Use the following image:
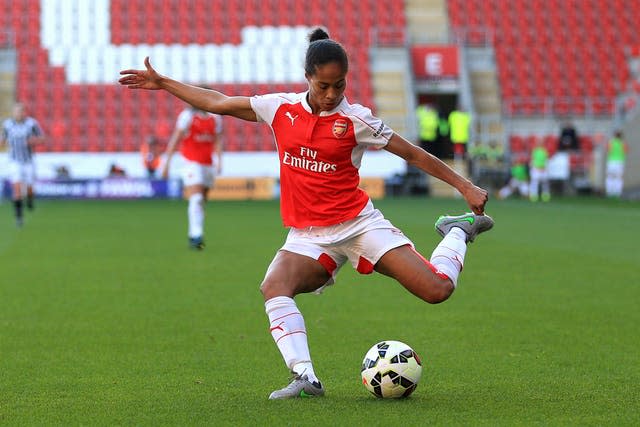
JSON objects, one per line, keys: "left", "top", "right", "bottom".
{"left": 332, "top": 119, "right": 348, "bottom": 138}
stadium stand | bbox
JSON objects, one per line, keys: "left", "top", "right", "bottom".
{"left": 3, "top": 0, "right": 405, "bottom": 153}
{"left": 447, "top": 0, "right": 640, "bottom": 184}
{"left": 1, "top": 0, "right": 636, "bottom": 166}
{"left": 447, "top": 0, "right": 640, "bottom": 117}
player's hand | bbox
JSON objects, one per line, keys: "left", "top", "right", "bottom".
{"left": 462, "top": 183, "right": 488, "bottom": 215}
{"left": 119, "top": 57, "right": 163, "bottom": 90}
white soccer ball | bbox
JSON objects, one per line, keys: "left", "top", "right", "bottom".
{"left": 361, "top": 340, "right": 423, "bottom": 398}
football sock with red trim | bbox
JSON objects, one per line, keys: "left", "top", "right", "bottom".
{"left": 430, "top": 227, "right": 467, "bottom": 287}
{"left": 265, "top": 296, "right": 319, "bottom": 383}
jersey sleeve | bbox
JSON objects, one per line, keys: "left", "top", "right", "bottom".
{"left": 349, "top": 105, "right": 394, "bottom": 149}
{"left": 175, "top": 109, "right": 193, "bottom": 131}
{"left": 250, "top": 93, "right": 291, "bottom": 125}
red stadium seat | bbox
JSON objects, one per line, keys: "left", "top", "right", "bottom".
{"left": 447, "top": 0, "right": 640, "bottom": 117}
{"left": 49, "top": 120, "right": 68, "bottom": 138}
{"left": 543, "top": 135, "right": 558, "bottom": 156}
{"left": 50, "top": 138, "right": 67, "bottom": 152}
{"left": 509, "top": 135, "right": 525, "bottom": 153}
{"left": 579, "top": 136, "right": 594, "bottom": 153}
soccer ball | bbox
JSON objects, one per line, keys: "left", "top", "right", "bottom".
{"left": 361, "top": 340, "right": 423, "bottom": 398}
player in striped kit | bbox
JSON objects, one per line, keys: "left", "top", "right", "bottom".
{"left": 120, "top": 28, "right": 493, "bottom": 399}
{"left": 1, "top": 103, "right": 44, "bottom": 227}
{"left": 162, "top": 104, "right": 224, "bottom": 250}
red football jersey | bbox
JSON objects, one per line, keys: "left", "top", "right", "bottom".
{"left": 250, "top": 92, "right": 393, "bottom": 228}
{"left": 176, "top": 109, "right": 223, "bottom": 165}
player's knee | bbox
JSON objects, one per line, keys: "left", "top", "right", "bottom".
{"left": 259, "top": 280, "right": 272, "bottom": 298}
{"left": 260, "top": 279, "right": 291, "bottom": 300}
{"left": 421, "top": 278, "right": 454, "bottom": 304}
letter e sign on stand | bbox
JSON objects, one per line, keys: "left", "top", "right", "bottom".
{"left": 411, "top": 46, "right": 459, "bottom": 78}
{"left": 425, "top": 53, "right": 443, "bottom": 76}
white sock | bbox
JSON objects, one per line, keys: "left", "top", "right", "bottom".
{"left": 430, "top": 227, "right": 467, "bottom": 287}
{"left": 265, "top": 296, "right": 319, "bottom": 383}
{"left": 188, "top": 193, "right": 204, "bottom": 238}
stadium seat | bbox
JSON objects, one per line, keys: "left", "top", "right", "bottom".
{"left": 50, "top": 138, "right": 67, "bottom": 152}
{"left": 579, "top": 136, "right": 594, "bottom": 153}
{"left": 543, "top": 135, "right": 558, "bottom": 156}
{"left": 509, "top": 135, "right": 525, "bottom": 153}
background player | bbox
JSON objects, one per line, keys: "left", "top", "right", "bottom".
{"left": 1, "top": 102, "right": 44, "bottom": 227}
{"left": 528, "top": 136, "right": 551, "bottom": 202}
{"left": 161, "top": 104, "right": 224, "bottom": 250}
{"left": 498, "top": 154, "right": 529, "bottom": 199}
{"left": 605, "top": 130, "right": 628, "bottom": 197}
{"left": 120, "top": 28, "right": 493, "bottom": 399}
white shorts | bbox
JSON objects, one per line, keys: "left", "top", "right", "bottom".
{"left": 181, "top": 159, "right": 215, "bottom": 188}
{"left": 529, "top": 167, "right": 548, "bottom": 182}
{"left": 280, "top": 201, "right": 413, "bottom": 290}
{"left": 8, "top": 160, "right": 36, "bottom": 185}
{"left": 606, "top": 160, "right": 624, "bottom": 176}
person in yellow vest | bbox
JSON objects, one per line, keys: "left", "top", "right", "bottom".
{"left": 415, "top": 104, "right": 441, "bottom": 157}
{"left": 448, "top": 107, "right": 471, "bottom": 159}
{"left": 529, "top": 137, "right": 550, "bottom": 202}
{"left": 438, "top": 112, "right": 450, "bottom": 156}
{"left": 605, "top": 130, "right": 628, "bottom": 197}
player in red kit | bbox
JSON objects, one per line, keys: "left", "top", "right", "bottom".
{"left": 120, "top": 28, "right": 493, "bottom": 399}
{"left": 162, "top": 104, "right": 224, "bottom": 250}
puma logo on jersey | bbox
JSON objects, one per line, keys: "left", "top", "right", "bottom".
{"left": 285, "top": 112, "right": 298, "bottom": 126}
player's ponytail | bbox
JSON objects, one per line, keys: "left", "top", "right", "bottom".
{"left": 308, "top": 28, "right": 330, "bottom": 43}
{"left": 305, "top": 27, "right": 348, "bottom": 75}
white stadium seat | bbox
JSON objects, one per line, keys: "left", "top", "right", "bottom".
{"left": 241, "top": 26, "right": 260, "bottom": 45}
{"left": 203, "top": 44, "right": 221, "bottom": 83}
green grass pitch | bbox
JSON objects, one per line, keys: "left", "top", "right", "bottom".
{"left": 1, "top": 196, "right": 638, "bottom": 426}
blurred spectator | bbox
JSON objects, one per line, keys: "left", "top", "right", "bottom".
{"left": 529, "top": 137, "right": 551, "bottom": 202}
{"left": 108, "top": 163, "right": 127, "bottom": 178}
{"left": 140, "top": 135, "right": 162, "bottom": 178}
{"left": 557, "top": 121, "right": 580, "bottom": 151}
{"left": 498, "top": 155, "right": 529, "bottom": 199}
{"left": 54, "top": 165, "right": 70, "bottom": 180}
{"left": 605, "top": 130, "right": 628, "bottom": 197}
{"left": 469, "top": 140, "right": 503, "bottom": 164}
{"left": 416, "top": 103, "right": 444, "bottom": 158}
{"left": 0, "top": 102, "right": 44, "bottom": 227}
{"left": 448, "top": 106, "right": 471, "bottom": 159}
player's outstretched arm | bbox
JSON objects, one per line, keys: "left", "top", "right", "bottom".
{"left": 385, "top": 133, "right": 488, "bottom": 214}
{"left": 119, "top": 57, "right": 257, "bottom": 122}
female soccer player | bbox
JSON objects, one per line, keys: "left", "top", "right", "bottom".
{"left": 120, "top": 28, "right": 493, "bottom": 399}
{"left": 161, "top": 104, "right": 224, "bottom": 250}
